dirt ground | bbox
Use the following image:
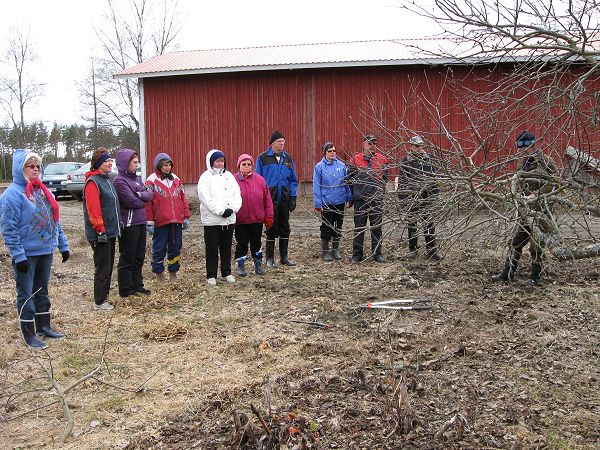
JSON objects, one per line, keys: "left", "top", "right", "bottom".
{"left": 0, "top": 195, "right": 598, "bottom": 449}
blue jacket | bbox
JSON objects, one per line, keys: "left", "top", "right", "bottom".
{"left": 313, "top": 157, "right": 352, "bottom": 208}
{"left": 255, "top": 147, "right": 298, "bottom": 204}
{"left": 0, "top": 149, "right": 69, "bottom": 263}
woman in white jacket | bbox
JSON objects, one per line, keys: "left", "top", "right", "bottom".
{"left": 197, "top": 149, "right": 242, "bottom": 285}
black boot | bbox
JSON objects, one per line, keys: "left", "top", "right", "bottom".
{"left": 523, "top": 262, "right": 542, "bottom": 287}
{"left": 20, "top": 320, "right": 48, "bottom": 349}
{"left": 425, "top": 228, "right": 441, "bottom": 261}
{"left": 321, "top": 239, "right": 333, "bottom": 262}
{"left": 253, "top": 258, "right": 266, "bottom": 275}
{"left": 35, "top": 312, "right": 65, "bottom": 339}
{"left": 279, "top": 239, "right": 296, "bottom": 266}
{"left": 236, "top": 257, "right": 247, "bottom": 277}
{"left": 408, "top": 222, "right": 418, "bottom": 258}
{"left": 491, "top": 252, "right": 519, "bottom": 282}
{"left": 266, "top": 239, "right": 276, "bottom": 268}
{"left": 331, "top": 239, "right": 342, "bottom": 260}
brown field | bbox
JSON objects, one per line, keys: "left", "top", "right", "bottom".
{"left": 0, "top": 195, "right": 599, "bottom": 449}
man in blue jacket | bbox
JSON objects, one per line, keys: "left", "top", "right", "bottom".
{"left": 255, "top": 130, "right": 299, "bottom": 267}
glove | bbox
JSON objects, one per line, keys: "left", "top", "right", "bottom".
{"left": 147, "top": 225, "right": 155, "bottom": 235}
{"left": 61, "top": 250, "right": 70, "bottom": 263}
{"left": 222, "top": 208, "right": 233, "bottom": 218}
{"left": 16, "top": 260, "right": 28, "bottom": 273}
{"left": 97, "top": 234, "right": 108, "bottom": 245}
{"left": 315, "top": 207, "right": 322, "bottom": 212}
{"left": 289, "top": 197, "right": 297, "bottom": 212}
{"left": 182, "top": 219, "right": 190, "bottom": 230}
{"left": 264, "top": 217, "right": 274, "bottom": 230}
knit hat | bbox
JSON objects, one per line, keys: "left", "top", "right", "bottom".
{"left": 409, "top": 135, "right": 425, "bottom": 146}
{"left": 209, "top": 150, "right": 225, "bottom": 167}
{"left": 363, "top": 135, "right": 377, "bottom": 144}
{"left": 237, "top": 153, "right": 253, "bottom": 168}
{"left": 269, "top": 130, "right": 285, "bottom": 145}
{"left": 516, "top": 131, "right": 535, "bottom": 148}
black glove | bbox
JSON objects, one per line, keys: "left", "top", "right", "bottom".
{"left": 97, "top": 234, "right": 108, "bottom": 245}
{"left": 222, "top": 208, "right": 233, "bottom": 218}
{"left": 61, "top": 250, "right": 70, "bottom": 263}
{"left": 16, "top": 260, "right": 28, "bottom": 273}
{"left": 289, "top": 197, "right": 297, "bottom": 212}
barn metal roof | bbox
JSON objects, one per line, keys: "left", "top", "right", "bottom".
{"left": 115, "top": 38, "right": 492, "bottom": 79}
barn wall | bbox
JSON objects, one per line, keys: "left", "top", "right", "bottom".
{"left": 142, "top": 65, "right": 600, "bottom": 183}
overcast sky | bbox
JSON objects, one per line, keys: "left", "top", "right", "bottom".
{"left": 0, "top": 0, "right": 434, "bottom": 127}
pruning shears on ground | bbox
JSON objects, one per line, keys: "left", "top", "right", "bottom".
{"left": 356, "top": 297, "right": 432, "bottom": 311}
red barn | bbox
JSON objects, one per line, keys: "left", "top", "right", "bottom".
{"left": 117, "top": 38, "right": 600, "bottom": 186}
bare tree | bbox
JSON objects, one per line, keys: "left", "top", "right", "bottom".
{"left": 342, "top": 1, "right": 600, "bottom": 272}
{"left": 90, "top": 0, "right": 181, "bottom": 136}
{"left": 0, "top": 27, "right": 44, "bottom": 148}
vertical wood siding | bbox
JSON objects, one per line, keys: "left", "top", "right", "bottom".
{"left": 142, "top": 65, "right": 600, "bottom": 183}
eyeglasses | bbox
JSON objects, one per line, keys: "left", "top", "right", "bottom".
{"left": 25, "top": 165, "right": 40, "bottom": 170}
{"left": 240, "top": 162, "right": 252, "bottom": 166}
{"left": 326, "top": 149, "right": 336, "bottom": 153}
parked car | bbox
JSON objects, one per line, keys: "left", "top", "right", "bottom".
{"left": 42, "top": 162, "right": 85, "bottom": 198}
{"left": 66, "top": 161, "right": 142, "bottom": 200}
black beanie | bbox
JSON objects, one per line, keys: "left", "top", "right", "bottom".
{"left": 516, "top": 131, "right": 535, "bottom": 148}
{"left": 269, "top": 130, "right": 285, "bottom": 145}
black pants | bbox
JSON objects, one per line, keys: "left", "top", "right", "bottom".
{"left": 90, "top": 237, "right": 116, "bottom": 305}
{"left": 407, "top": 206, "right": 437, "bottom": 253}
{"left": 266, "top": 200, "right": 291, "bottom": 241}
{"left": 118, "top": 224, "right": 147, "bottom": 296}
{"left": 510, "top": 223, "right": 544, "bottom": 267}
{"left": 352, "top": 200, "right": 383, "bottom": 258}
{"left": 235, "top": 223, "right": 264, "bottom": 260}
{"left": 204, "top": 224, "right": 234, "bottom": 279}
{"left": 320, "top": 203, "right": 345, "bottom": 241}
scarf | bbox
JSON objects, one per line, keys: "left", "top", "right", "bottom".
{"left": 25, "top": 178, "right": 60, "bottom": 223}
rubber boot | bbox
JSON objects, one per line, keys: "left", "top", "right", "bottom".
{"left": 523, "top": 262, "right": 542, "bottom": 287}
{"left": 321, "top": 239, "right": 333, "bottom": 262}
{"left": 425, "top": 229, "right": 441, "bottom": 261}
{"left": 236, "top": 257, "right": 247, "bottom": 277}
{"left": 155, "top": 272, "right": 165, "bottom": 282}
{"left": 266, "top": 239, "right": 276, "bottom": 268}
{"left": 169, "top": 271, "right": 177, "bottom": 281}
{"left": 331, "top": 239, "right": 342, "bottom": 261}
{"left": 20, "top": 320, "right": 48, "bottom": 349}
{"left": 279, "top": 239, "right": 296, "bottom": 266}
{"left": 491, "top": 252, "right": 520, "bottom": 282}
{"left": 35, "top": 312, "right": 65, "bottom": 339}
{"left": 254, "top": 258, "right": 266, "bottom": 275}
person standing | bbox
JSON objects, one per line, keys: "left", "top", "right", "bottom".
{"left": 255, "top": 130, "right": 299, "bottom": 267}
{"left": 234, "top": 154, "right": 274, "bottom": 276}
{"left": 313, "top": 141, "right": 352, "bottom": 261}
{"left": 83, "top": 148, "right": 121, "bottom": 311}
{"left": 0, "top": 149, "right": 70, "bottom": 349}
{"left": 113, "top": 149, "right": 153, "bottom": 297}
{"left": 396, "top": 136, "right": 442, "bottom": 260}
{"left": 347, "top": 134, "right": 389, "bottom": 263}
{"left": 491, "top": 131, "right": 558, "bottom": 286}
{"left": 197, "top": 149, "right": 242, "bottom": 285}
{"left": 145, "top": 152, "right": 190, "bottom": 281}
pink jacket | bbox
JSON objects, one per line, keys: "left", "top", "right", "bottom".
{"left": 235, "top": 171, "right": 274, "bottom": 225}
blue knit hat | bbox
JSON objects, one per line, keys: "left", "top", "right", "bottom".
{"left": 209, "top": 150, "right": 225, "bottom": 167}
{"left": 516, "top": 131, "right": 535, "bottom": 148}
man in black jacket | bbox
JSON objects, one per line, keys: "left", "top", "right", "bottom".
{"left": 396, "top": 136, "right": 442, "bottom": 260}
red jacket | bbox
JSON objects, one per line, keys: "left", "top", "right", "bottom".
{"left": 145, "top": 172, "right": 190, "bottom": 227}
{"left": 235, "top": 172, "right": 274, "bottom": 225}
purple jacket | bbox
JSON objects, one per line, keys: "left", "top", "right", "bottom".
{"left": 113, "top": 148, "right": 153, "bottom": 227}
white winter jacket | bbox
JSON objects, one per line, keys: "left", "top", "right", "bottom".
{"left": 197, "top": 150, "right": 242, "bottom": 226}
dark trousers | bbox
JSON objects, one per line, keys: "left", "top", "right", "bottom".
{"left": 352, "top": 200, "right": 383, "bottom": 258}
{"left": 266, "top": 200, "right": 291, "bottom": 242}
{"left": 320, "top": 203, "right": 345, "bottom": 241}
{"left": 235, "top": 222, "right": 264, "bottom": 260}
{"left": 90, "top": 237, "right": 116, "bottom": 305}
{"left": 407, "top": 206, "right": 437, "bottom": 253}
{"left": 510, "top": 223, "right": 544, "bottom": 267}
{"left": 118, "top": 224, "right": 147, "bottom": 295}
{"left": 204, "top": 224, "right": 234, "bottom": 279}
{"left": 151, "top": 223, "right": 183, "bottom": 274}
{"left": 13, "top": 254, "right": 53, "bottom": 321}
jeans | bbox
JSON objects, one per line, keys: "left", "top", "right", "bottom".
{"left": 13, "top": 254, "right": 53, "bottom": 321}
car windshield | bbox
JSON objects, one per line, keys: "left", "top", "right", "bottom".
{"left": 44, "top": 163, "right": 81, "bottom": 175}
